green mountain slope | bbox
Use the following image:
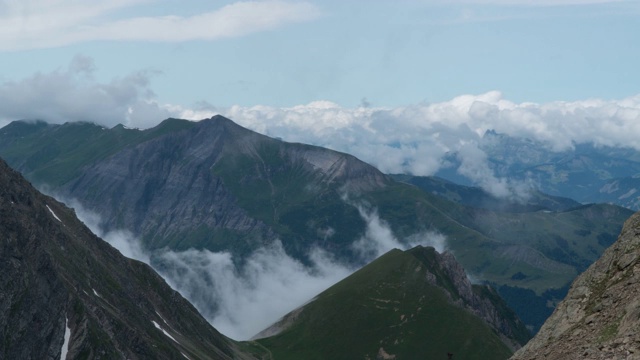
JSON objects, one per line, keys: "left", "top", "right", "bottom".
{"left": 0, "top": 157, "right": 258, "bottom": 359}
{"left": 256, "top": 246, "right": 530, "bottom": 360}
{"left": 391, "top": 174, "right": 581, "bottom": 213}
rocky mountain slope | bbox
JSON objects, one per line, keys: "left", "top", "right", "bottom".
{"left": 256, "top": 246, "right": 530, "bottom": 360}
{"left": 0, "top": 157, "right": 258, "bottom": 359}
{"left": 0, "top": 117, "right": 633, "bottom": 333}
{"left": 510, "top": 212, "right": 640, "bottom": 359}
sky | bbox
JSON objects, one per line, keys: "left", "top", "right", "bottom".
{"left": 1, "top": 0, "right": 638, "bottom": 110}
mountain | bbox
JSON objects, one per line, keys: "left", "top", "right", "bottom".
{"left": 510, "top": 211, "right": 640, "bottom": 359}
{"left": 390, "top": 174, "right": 581, "bottom": 213}
{"left": 0, "top": 117, "right": 633, "bottom": 333}
{"left": 255, "top": 246, "right": 530, "bottom": 360}
{"left": 0, "top": 157, "right": 259, "bottom": 359}
{"left": 437, "top": 129, "right": 640, "bottom": 210}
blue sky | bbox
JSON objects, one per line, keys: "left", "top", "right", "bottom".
{"left": 1, "top": 0, "right": 639, "bottom": 109}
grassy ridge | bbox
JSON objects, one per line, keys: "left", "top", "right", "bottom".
{"left": 257, "top": 247, "right": 515, "bottom": 360}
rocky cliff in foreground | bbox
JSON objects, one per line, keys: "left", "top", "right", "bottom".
{"left": 0, "top": 157, "right": 256, "bottom": 359}
{"left": 511, "top": 212, "right": 640, "bottom": 359}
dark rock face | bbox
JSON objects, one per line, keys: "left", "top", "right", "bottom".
{"left": 511, "top": 212, "right": 640, "bottom": 359}
{"left": 0, "top": 158, "right": 256, "bottom": 359}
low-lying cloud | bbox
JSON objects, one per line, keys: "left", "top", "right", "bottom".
{"left": 54, "top": 194, "right": 443, "bottom": 340}
{"left": 0, "top": 55, "right": 171, "bottom": 129}
{"left": 351, "top": 204, "right": 448, "bottom": 260}
{"left": 215, "top": 92, "right": 640, "bottom": 199}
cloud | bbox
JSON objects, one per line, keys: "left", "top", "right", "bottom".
{"left": 0, "top": 55, "right": 171, "bottom": 127}
{"left": 351, "top": 206, "right": 405, "bottom": 260}
{"left": 155, "top": 243, "right": 352, "bottom": 340}
{"left": 351, "top": 203, "right": 449, "bottom": 259}
{"left": 51, "top": 190, "right": 448, "bottom": 341}
{"left": 215, "top": 91, "right": 640, "bottom": 198}
{"left": 0, "top": 0, "right": 321, "bottom": 51}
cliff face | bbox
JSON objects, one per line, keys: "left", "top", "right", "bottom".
{"left": 0, "top": 157, "right": 256, "bottom": 359}
{"left": 511, "top": 212, "right": 640, "bottom": 359}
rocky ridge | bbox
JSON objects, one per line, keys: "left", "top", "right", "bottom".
{"left": 255, "top": 246, "right": 530, "bottom": 359}
{"left": 0, "top": 157, "right": 257, "bottom": 359}
{"left": 511, "top": 212, "right": 640, "bottom": 359}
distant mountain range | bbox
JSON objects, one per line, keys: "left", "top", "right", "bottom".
{"left": 437, "top": 130, "right": 640, "bottom": 210}
{"left": 0, "top": 117, "right": 633, "bottom": 334}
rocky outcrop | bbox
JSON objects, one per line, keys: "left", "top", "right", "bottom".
{"left": 413, "top": 247, "right": 531, "bottom": 351}
{"left": 511, "top": 212, "right": 640, "bottom": 359}
{"left": 0, "top": 157, "right": 257, "bottom": 359}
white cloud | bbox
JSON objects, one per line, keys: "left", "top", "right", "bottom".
{"left": 350, "top": 203, "right": 449, "bottom": 259}
{"left": 49, "top": 191, "right": 447, "bottom": 341}
{"left": 155, "top": 242, "right": 352, "bottom": 340}
{"left": 0, "top": 0, "right": 321, "bottom": 51}
{"left": 0, "top": 55, "right": 171, "bottom": 127}
{"left": 215, "top": 91, "right": 640, "bottom": 198}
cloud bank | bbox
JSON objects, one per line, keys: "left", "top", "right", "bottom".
{"left": 55, "top": 194, "right": 437, "bottom": 340}
{"left": 4, "top": 57, "right": 640, "bottom": 197}
{"left": 215, "top": 92, "right": 640, "bottom": 197}
{"left": 0, "top": 55, "right": 170, "bottom": 128}
{"left": 0, "top": 1, "right": 321, "bottom": 51}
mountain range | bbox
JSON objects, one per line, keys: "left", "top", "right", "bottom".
{"left": 437, "top": 130, "right": 640, "bottom": 210}
{"left": 0, "top": 154, "right": 534, "bottom": 359}
{"left": 0, "top": 116, "right": 633, "bottom": 334}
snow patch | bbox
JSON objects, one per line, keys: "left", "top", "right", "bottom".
{"left": 155, "top": 311, "right": 169, "bottom": 325}
{"left": 152, "top": 320, "right": 178, "bottom": 343}
{"left": 92, "top": 289, "right": 102, "bottom": 298}
{"left": 181, "top": 353, "right": 192, "bottom": 360}
{"left": 47, "top": 205, "right": 62, "bottom": 222}
{"left": 60, "top": 317, "right": 71, "bottom": 360}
